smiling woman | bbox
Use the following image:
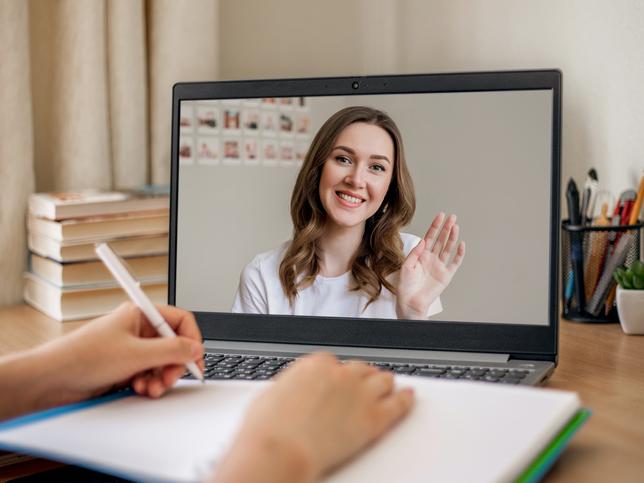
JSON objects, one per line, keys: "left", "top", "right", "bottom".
{"left": 232, "top": 106, "right": 466, "bottom": 320}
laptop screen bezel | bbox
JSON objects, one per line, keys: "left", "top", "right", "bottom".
{"left": 169, "top": 70, "right": 561, "bottom": 361}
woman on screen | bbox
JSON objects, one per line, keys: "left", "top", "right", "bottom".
{"left": 232, "top": 106, "right": 465, "bottom": 320}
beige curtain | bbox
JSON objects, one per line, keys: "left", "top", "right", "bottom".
{"left": 0, "top": 0, "right": 218, "bottom": 306}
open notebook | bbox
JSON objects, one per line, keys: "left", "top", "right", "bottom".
{"left": 0, "top": 378, "right": 588, "bottom": 483}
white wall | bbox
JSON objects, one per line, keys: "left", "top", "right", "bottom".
{"left": 220, "top": 0, "right": 644, "bottom": 198}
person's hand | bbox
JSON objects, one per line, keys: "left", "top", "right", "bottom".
{"left": 213, "top": 353, "right": 414, "bottom": 483}
{"left": 396, "top": 213, "right": 465, "bottom": 319}
{"left": 40, "top": 302, "right": 204, "bottom": 404}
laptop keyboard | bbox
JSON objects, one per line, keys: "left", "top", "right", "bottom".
{"left": 183, "top": 353, "right": 532, "bottom": 384}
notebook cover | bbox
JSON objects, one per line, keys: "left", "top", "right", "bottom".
{"left": 516, "top": 408, "right": 591, "bottom": 483}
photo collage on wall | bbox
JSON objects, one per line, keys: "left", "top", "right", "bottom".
{"left": 179, "top": 97, "right": 311, "bottom": 168}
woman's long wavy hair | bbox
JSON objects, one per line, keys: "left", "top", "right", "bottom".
{"left": 278, "top": 106, "right": 416, "bottom": 308}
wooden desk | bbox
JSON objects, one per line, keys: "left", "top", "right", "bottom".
{"left": 0, "top": 305, "right": 643, "bottom": 482}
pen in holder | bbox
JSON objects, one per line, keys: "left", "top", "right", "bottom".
{"left": 561, "top": 220, "right": 643, "bottom": 322}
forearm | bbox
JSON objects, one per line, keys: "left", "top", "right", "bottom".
{"left": 0, "top": 340, "right": 78, "bottom": 421}
{"left": 210, "top": 431, "right": 316, "bottom": 483}
{"left": 0, "top": 349, "right": 59, "bottom": 421}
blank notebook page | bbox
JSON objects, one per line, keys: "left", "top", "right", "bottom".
{"left": 0, "top": 377, "right": 580, "bottom": 483}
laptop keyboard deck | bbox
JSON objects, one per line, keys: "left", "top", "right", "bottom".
{"left": 183, "top": 353, "right": 532, "bottom": 384}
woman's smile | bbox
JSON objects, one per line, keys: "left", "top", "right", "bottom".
{"left": 335, "top": 190, "right": 365, "bottom": 207}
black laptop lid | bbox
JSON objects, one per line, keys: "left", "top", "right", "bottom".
{"left": 169, "top": 70, "right": 561, "bottom": 361}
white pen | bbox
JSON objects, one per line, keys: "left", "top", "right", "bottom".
{"left": 95, "top": 242, "right": 204, "bottom": 382}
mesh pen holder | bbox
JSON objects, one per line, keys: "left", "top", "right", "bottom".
{"left": 561, "top": 219, "right": 643, "bottom": 323}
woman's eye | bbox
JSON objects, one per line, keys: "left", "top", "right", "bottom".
{"left": 370, "top": 164, "right": 386, "bottom": 173}
{"left": 335, "top": 155, "right": 351, "bottom": 164}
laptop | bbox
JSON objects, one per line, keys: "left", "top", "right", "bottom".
{"left": 170, "top": 70, "right": 561, "bottom": 386}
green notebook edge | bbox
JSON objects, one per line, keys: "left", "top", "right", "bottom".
{"left": 516, "top": 408, "right": 591, "bottom": 483}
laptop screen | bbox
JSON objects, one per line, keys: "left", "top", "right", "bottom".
{"left": 170, "top": 72, "right": 561, "bottom": 356}
{"left": 175, "top": 89, "right": 553, "bottom": 326}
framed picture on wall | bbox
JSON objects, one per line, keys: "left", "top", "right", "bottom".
{"left": 279, "top": 141, "right": 295, "bottom": 167}
{"left": 178, "top": 138, "right": 194, "bottom": 165}
{"left": 279, "top": 113, "right": 294, "bottom": 137}
{"left": 243, "top": 110, "right": 260, "bottom": 134}
{"left": 222, "top": 137, "right": 241, "bottom": 165}
{"left": 262, "top": 111, "right": 278, "bottom": 136}
{"left": 262, "top": 139, "right": 278, "bottom": 166}
{"left": 196, "top": 137, "right": 220, "bottom": 166}
{"left": 243, "top": 139, "right": 259, "bottom": 166}
{"left": 180, "top": 104, "right": 194, "bottom": 134}
{"left": 223, "top": 109, "right": 241, "bottom": 133}
{"left": 196, "top": 105, "right": 219, "bottom": 135}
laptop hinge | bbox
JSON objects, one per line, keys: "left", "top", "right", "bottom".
{"left": 204, "top": 340, "right": 511, "bottom": 364}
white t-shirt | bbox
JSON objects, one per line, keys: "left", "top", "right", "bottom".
{"left": 232, "top": 232, "right": 443, "bottom": 319}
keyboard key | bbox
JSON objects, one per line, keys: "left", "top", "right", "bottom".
{"left": 441, "top": 374, "right": 461, "bottom": 380}
{"left": 233, "top": 374, "right": 256, "bottom": 380}
{"left": 469, "top": 370, "right": 487, "bottom": 376}
{"left": 211, "top": 369, "right": 234, "bottom": 375}
{"left": 238, "top": 362, "right": 263, "bottom": 369}
{"left": 393, "top": 366, "right": 415, "bottom": 374}
{"left": 417, "top": 368, "right": 446, "bottom": 377}
{"left": 508, "top": 370, "right": 529, "bottom": 378}
{"left": 482, "top": 375, "right": 501, "bottom": 382}
{"left": 209, "top": 373, "right": 235, "bottom": 380}
{"left": 461, "top": 374, "right": 480, "bottom": 380}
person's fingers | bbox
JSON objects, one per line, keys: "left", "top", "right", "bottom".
{"left": 306, "top": 352, "right": 339, "bottom": 367}
{"left": 132, "top": 374, "right": 147, "bottom": 395}
{"left": 133, "top": 336, "right": 203, "bottom": 372}
{"left": 275, "top": 352, "right": 334, "bottom": 381}
{"left": 343, "top": 360, "right": 377, "bottom": 378}
{"left": 111, "top": 302, "right": 145, "bottom": 330}
{"left": 439, "top": 223, "right": 460, "bottom": 263}
{"left": 373, "top": 388, "right": 415, "bottom": 437}
{"left": 148, "top": 306, "right": 202, "bottom": 343}
{"left": 131, "top": 370, "right": 159, "bottom": 397}
{"left": 431, "top": 214, "right": 456, "bottom": 255}
{"left": 161, "top": 364, "right": 190, "bottom": 388}
{"left": 449, "top": 241, "right": 466, "bottom": 272}
{"left": 422, "top": 213, "right": 445, "bottom": 249}
{"left": 146, "top": 375, "right": 167, "bottom": 398}
{"left": 364, "top": 370, "right": 395, "bottom": 399}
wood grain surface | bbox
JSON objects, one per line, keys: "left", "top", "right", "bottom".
{"left": 0, "top": 305, "right": 642, "bottom": 482}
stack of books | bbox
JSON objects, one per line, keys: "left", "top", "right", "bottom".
{"left": 24, "top": 188, "right": 170, "bottom": 321}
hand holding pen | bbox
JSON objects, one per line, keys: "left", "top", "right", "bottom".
{"left": 95, "top": 243, "right": 205, "bottom": 385}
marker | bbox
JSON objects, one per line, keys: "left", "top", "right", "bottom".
{"left": 566, "top": 178, "right": 586, "bottom": 312}
{"left": 628, "top": 175, "right": 644, "bottom": 225}
{"left": 564, "top": 270, "right": 574, "bottom": 312}
{"left": 580, "top": 168, "right": 598, "bottom": 224}
{"left": 95, "top": 242, "right": 204, "bottom": 382}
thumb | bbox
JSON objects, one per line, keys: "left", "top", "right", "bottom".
{"left": 134, "top": 336, "right": 202, "bottom": 371}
